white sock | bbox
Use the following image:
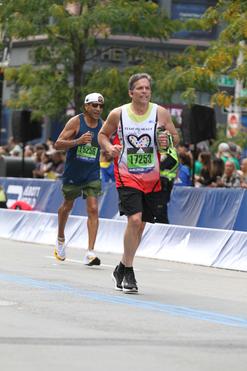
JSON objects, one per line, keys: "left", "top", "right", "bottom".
{"left": 86, "top": 250, "right": 95, "bottom": 257}
{"left": 57, "top": 237, "right": 65, "bottom": 247}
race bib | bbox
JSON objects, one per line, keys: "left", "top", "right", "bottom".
{"left": 76, "top": 144, "right": 98, "bottom": 162}
{"left": 127, "top": 147, "right": 154, "bottom": 173}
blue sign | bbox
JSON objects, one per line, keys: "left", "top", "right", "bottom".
{"left": 172, "top": 2, "right": 216, "bottom": 39}
{"left": 241, "top": 115, "right": 247, "bottom": 127}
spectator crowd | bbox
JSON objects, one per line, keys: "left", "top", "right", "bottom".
{"left": 0, "top": 136, "right": 115, "bottom": 183}
{"left": 1, "top": 135, "right": 247, "bottom": 189}
{"left": 2, "top": 136, "right": 246, "bottom": 214}
{"left": 174, "top": 140, "right": 247, "bottom": 189}
{"left": 0, "top": 137, "right": 65, "bottom": 180}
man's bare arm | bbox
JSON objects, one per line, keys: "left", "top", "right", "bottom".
{"left": 98, "top": 108, "right": 122, "bottom": 158}
{"left": 54, "top": 116, "right": 93, "bottom": 150}
{"left": 157, "top": 106, "right": 180, "bottom": 146}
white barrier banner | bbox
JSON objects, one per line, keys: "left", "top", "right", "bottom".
{"left": 0, "top": 209, "right": 246, "bottom": 272}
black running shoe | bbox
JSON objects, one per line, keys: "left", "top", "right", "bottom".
{"left": 84, "top": 256, "right": 101, "bottom": 266}
{"left": 112, "top": 265, "right": 125, "bottom": 291}
{"left": 122, "top": 267, "right": 138, "bottom": 294}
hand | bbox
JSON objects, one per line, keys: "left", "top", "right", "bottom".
{"left": 209, "top": 182, "right": 217, "bottom": 188}
{"left": 216, "top": 176, "right": 224, "bottom": 187}
{"left": 77, "top": 131, "right": 93, "bottom": 145}
{"left": 108, "top": 144, "right": 122, "bottom": 158}
{"left": 158, "top": 130, "right": 169, "bottom": 149}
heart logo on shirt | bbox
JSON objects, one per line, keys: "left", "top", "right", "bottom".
{"left": 127, "top": 134, "right": 151, "bottom": 149}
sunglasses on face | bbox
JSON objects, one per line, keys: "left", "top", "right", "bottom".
{"left": 91, "top": 103, "right": 104, "bottom": 109}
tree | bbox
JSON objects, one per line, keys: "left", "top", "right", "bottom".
{"left": 0, "top": 0, "right": 178, "bottom": 118}
{"left": 156, "top": 0, "right": 247, "bottom": 110}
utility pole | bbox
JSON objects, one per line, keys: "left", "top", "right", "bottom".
{"left": 234, "top": 40, "right": 245, "bottom": 126}
{"left": 0, "top": 28, "right": 11, "bottom": 145}
{"left": 0, "top": 68, "right": 3, "bottom": 144}
{"left": 227, "top": 41, "right": 245, "bottom": 138}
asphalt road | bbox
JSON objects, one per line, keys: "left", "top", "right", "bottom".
{"left": 0, "top": 238, "right": 247, "bottom": 371}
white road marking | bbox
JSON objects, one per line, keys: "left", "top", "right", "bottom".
{"left": 45, "top": 256, "right": 170, "bottom": 272}
{"left": 0, "top": 300, "right": 16, "bottom": 306}
{"left": 45, "top": 255, "right": 114, "bottom": 268}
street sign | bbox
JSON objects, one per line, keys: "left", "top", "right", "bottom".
{"left": 217, "top": 75, "right": 235, "bottom": 88}
{"left": 240, "top": 89, "right": 247, "bottom": 97}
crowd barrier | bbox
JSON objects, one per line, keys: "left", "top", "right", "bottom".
{"left": 0, "top": 209, "right": 246, "bottom": 272}
{"left": 0, "top": 176, "right": 119, "bottom": 218}
{"left": 169, "top": 186, "right": 247, "bottom": 232}
{"left": 0, "top": 177, "right": 247, "bottom": 231}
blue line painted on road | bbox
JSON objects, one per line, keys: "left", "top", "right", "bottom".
{"left": 0, "top": 272, "right": 247, "bottom": 329}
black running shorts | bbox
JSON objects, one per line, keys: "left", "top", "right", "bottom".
{"left": 117, "top": 186, "right": 169, "bottom": 224}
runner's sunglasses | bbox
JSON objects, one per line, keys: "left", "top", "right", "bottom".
{"left": 91, "top": 103, "right": 104, "bottom": 108}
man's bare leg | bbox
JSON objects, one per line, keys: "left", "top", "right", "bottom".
{"left": 55, "top": 199, "right": 74, "bottom": 261}
{"left": 58, "top": 199, "right": 74, "bottom": 240}
{"left": 122, "top": 213, "right": 145, "bottom": 267}
{"left": 86, "top": 196, "right": 99, "bottom": 250}
{"left": 83, "top": 196, "right": 100, "bottom": 266}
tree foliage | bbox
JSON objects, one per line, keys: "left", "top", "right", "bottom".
{"left": 1, "top": 0, "right": 247, "bottom": 128}
{"left": 0, "top": 0, "right": 177, "bottom": 118}
{"left": 158, "top": 0, "right": 247, "bottom": 109}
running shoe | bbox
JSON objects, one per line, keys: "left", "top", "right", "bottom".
{"left": 54, "top": 239, "right": 66, "bottom": 261}
{"left": 122, "top": 267, "right": 138, "bottom": 294}
{"left": 112, "top": 264, "right": 125, "bottom": 291}
{"left": 83, "top": 253, "right": 101, "bottom": 266}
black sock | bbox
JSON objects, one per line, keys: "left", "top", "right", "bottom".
{"left": 118, "top": 261, "right": 125, "bottom": 272}
{"left": 124, "top": 266, "right": 133, "bottom": 272}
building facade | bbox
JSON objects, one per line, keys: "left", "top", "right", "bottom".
{"left": 0, "top": 0, "right": 220, "bottom": 144}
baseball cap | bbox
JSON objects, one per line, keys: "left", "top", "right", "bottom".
{"left": 84, "top": 93, "right": 104, "bottom": 104}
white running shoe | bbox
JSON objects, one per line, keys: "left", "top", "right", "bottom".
{"left": 54, "top": 239, "right": 66, "bottom": 261}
